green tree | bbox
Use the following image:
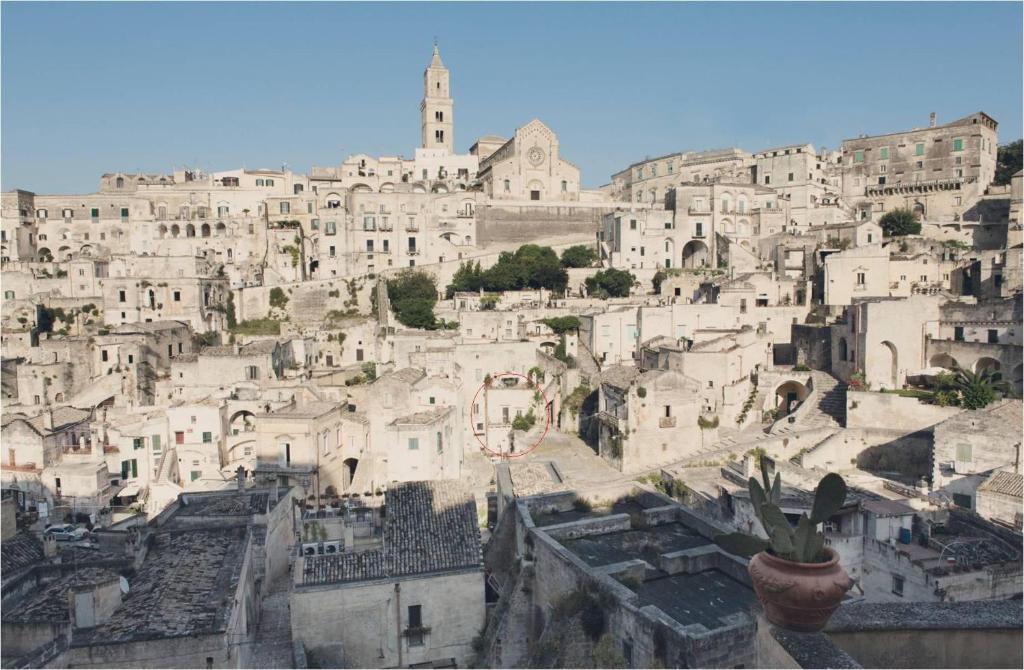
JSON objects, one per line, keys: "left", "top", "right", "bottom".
{"left": 951, "top": 366, "right": 1009, "bottom": 410}
{"left": 269, "top": 287, "right": 289, "bottom": 309}
{"left": 541, "top": 316, "right": 581, "bottom": 334}
{"left": 560, "top": 245, "right": 598, "bottom": 268}
{"left": 994, "top": 139, "right": 1023, "bottom": 186}
{"left": 651, "top": 270, "right": 668, "bottom": 294}
{"left": 530, "top": 259, "right": 569, "bottom": 293}
{"left": 387, "top": 270, "right": 439, "bottom": 329}
{"left": 446, "top": 261, "right": 484, "bottom": 298}
{"left": 879, "top": 208, "right": 922, "bottom": 237}
{"left": 586, "top": 268, "right": 634, "bottom": 298}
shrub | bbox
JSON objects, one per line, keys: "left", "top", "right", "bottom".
{"left": 387, "top": 270, "right": 440, "bottom": 329}
{"left": 269, "top": 287, "right": 289, "bottom": 309}
{"left": 586, "top": 268, "right": 634, "bottom": 298}
{"left": 636, "top": 386, "right": 647, "bottom": 398}
{"left": 542, "top": 315, "right": 580, "bottom": 334}
{"left": 879, "top": 208, "right": 922, "bottom": 237}
{"left": 512, "top": 410, "right": 536, "bottom": 432}
{"left": 560, "top": 245, "right": 598, "bottom": 268}
{"left": 231, "top": 318, "right": 281, "bottom": 336}
{"left": 793, "top": 363, "right": 811, "bottom": 372}
{"left": 697, "top": 415, "right": 719, "bottom": 429}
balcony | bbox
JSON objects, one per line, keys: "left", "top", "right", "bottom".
{"left": 457, "top": 209, "right": 474, "bottom": 218}
{"left": 688, "top": 206, "right": 711, "bottom": 215}
{"left": 659, "top": 416, "right": 677, "bottom": 429}
{"left": 407, "top": 249, "right": 420, "bottom": 256}
{"left": 405, "top": 224, "right": 420, "bottom": 232}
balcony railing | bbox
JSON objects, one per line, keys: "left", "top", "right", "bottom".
{"left": 407, "top": 249, "right": 419, "bottom": 256}
{"left": 688, "top": 206, "right": 711, "bottom": 214}
{"left": 405, "top": 225, "right": 420, "bottom": 232}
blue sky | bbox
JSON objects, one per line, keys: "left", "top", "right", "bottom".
{"left": 2, "top": 1, "right": 1022, "bottom": 193}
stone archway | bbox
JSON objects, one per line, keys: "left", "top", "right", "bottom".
{"left": 682, "top": 240, "right": 709, "bottom": 268}
{"left": 929, "top": 353, "right": 958, "bottom": 370}
{"left": 974, "top": 357, "right": 1001, "bottom": 374}
{"left": 774, "top": 380, "right": 809, "bottom": 417}
{"left": 880, "top": 340, "right": 898, "bottom": 389}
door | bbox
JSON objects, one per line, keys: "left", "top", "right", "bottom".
{"left": 530, "top": 190, "right": 540, "bottom": 201}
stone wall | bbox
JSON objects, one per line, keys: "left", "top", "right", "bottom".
{"left": 845, "top": 391, "right": 961, "bottom": 432}
{"left": 826, "top": 601, "right": 1022, "bottom": 669}
{"left": 476, "top": 203, "right": 604, "bottom": 247}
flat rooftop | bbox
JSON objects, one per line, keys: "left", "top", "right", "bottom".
{"left": 635, "top": 569, "right": 756, "bottom": 630}
{"left": 174, "top": 490, "right": 271, "bottom": 518}
{"left": 561, "top": 522, "right": 711, "bottom": 567}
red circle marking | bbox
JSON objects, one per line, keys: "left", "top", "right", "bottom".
{"left": 469, "top": 371, "right": 551, "bottom": 459}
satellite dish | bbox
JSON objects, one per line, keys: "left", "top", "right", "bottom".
{"left": 119, "top": 576, "right": 130, "bottom": 594}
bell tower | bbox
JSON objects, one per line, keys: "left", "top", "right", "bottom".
{"left": 420, "top": 42, "right": 454, "bottom": 154}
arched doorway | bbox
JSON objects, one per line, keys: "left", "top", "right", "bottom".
{"left": 929, "top": 353, "right": 958, "bottom": 370}
{"left": 342, "top": 458, "right": 359, "bottom": 490}
{"left": 837, "top": 337, "right": 848, "bottom": 363}
{"left": 229, "top": 410, "right": 255, "bottom": 435}
{"left": 774, "top": 380, "right": 809, "bottom": 417}
{"left": 682, "top": 240, "right": 709, "bottom": 268}
{"left": 974, "top": 357, "right": 1001, "bottom": 374}
{"left": 880, "top": 340, "right": 898, "bottom": 389}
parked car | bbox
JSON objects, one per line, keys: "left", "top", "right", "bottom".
{"left": 44, "top": 524, "right": 89, "bottom": 542}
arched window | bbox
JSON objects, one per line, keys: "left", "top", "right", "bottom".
{"left": 116, "top": 177, "right": 124, "bottom": 188}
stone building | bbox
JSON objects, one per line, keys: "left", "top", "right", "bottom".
{"left": 475, "top": 119, "right": 582, "bottom": 202}
{"left": 841, "top": 111, "right": 999, "bottom": 222}
{"left": 753, "top": 143, "right": 838, "bottom": 228}
{"left": 290, "top": 480, "right": 485, "bottom": 669}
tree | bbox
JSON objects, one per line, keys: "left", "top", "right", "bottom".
{"left": 529, "top": 259, "right": 569, "bottom": 293}
{"left": 560, "top": 245, "right": 598, "bottom": 268}
{"left": 951, "top": 366, "right": 1009, "bottom": 410}
{"left": 269, "top": 287, "right": 289, "bottom": 309}
{"left": 446, "top": 261, "right": 483, "bottom": 298}
{"left": 387, "top": 270, "right": 439, "bottom": 329}
{"left": 994, "top": 139, "right": 1023, "bottom": 186}
{"left": 586, "top": 268, "right": 634, "bottom": 298}
{"left": 879, "top": 208, "right": 922, "bottom": 237}
{"left": 541, "top": 316, "right": 581, "bottom": 334}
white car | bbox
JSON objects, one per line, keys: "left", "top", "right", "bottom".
{"left": 45, "top": 524, "right": 89, "bottom": 542}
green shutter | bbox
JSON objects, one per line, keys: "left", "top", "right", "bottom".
{"left": 955, "top": 444, "right": 972, "bottom": 462}
{"left": 131, "top": 459, "right": 138, "bottom": 478}
{"left": 152, "top": 435, "right": 161, "bottom": 451}
{"left": 133, "top": 437, "right": 143, "bottom": 450}
{"left": 915, "top": 143, "right": 924, "bottom": 156}
{"left": 953, "top": 138, "right": 963, "bottom": 151}
{"left": 879, "top": 147, "right": 889, "bottom": 160}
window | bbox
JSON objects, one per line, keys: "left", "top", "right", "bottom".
{"left": 561, "top": 180, "right": 567, "bottom": 192}
{"left": 91, "top": 208, "right": 100, "bottom": 222}
{"left": 121, "top": 459, "right": 138, "bottom": 479}
{"left": 280, "top": 202, "right": 290, "bottom": 214}
{"left": 952, "top": 493, "right": 972, "bottom": 509}
{"left": 853, "top": 150, "right": 864, "bottom": 163}
{"left": 436, "top": 432, "right": 443, "bottom": 454}
{"left": 891, "top": 575, "right": 904, "bottom": 597}
{"left": 366, "top": 240, "right": 374, "bottom": 253}
{"left": 879, "top": 147, "right": 889, "bottom": 160}
{"left": 954, "top": 326, "right": 964, "bottom": 341}
{"left": 118, "top": 289, "right": 126, "bottom": 302}
{"left": 152, "top": 435, "right": 161, "bottom": 452}
{"left": 256, "top": 179, "right": 264, "bottom": 186}
{"left": 915, "top": 143, "right": 925, "bottom": 156}
{"left": 879, "top": 164, "right": 887, "bottom": 173}
{"left": 788, "top": 172, "right": 794, "bottom": 182}
{"left": 764, "top": 174, "right": 771, "bottom": 185}
{"left": 952, "top": 137, "right": 963, "bottom": 152}
{"left": 325, "top": 221, "right": 336, "bottom": 235}
{"left": 987, "top": 329, "right": 998, "bottom": 344}
{"left": 173, "top": 290, "right": 181, "bottom": 302}
{"left": 202, "top": 431, "right": 212, "bottom": 443}
{"left": 695, "top": 222, "right": 703, "bottom": 237}
{"left": 856, "top": 272, "right": 866, "bottom": 286}
{"left": 503, "top": 179, "right": 510, "bottom": 192}
{"left": 329, "top": 245, "right": 336, "bottom": 258}
{"left": 191, "top": 471, "right": 202, "bottom": 482}
{"left": 408, "top": 437, "right": 419, "bottom": 451}
{"left": 101, "top": 350, "right": 109, "bottom": 362}
{"left": 407, "top": 605, "right": 424, "bottom": 646}
{"left": 133, "top": 437, "right": 144, "bottom": 450}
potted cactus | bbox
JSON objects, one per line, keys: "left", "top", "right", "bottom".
{"left": 715, "top": 455, "right": 853, "bottom": 632}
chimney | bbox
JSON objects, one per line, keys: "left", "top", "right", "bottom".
{"left": 929, "top": 112, "right": 937, "bottom": 128}
{"left": 68, "top": 578, "right": 123, "bottom": 629}
{"left": 41, "top": 409, "right": 54, "bottom": 432}
{"left": 43, "top": 534, "right": 58, "bottom": 558}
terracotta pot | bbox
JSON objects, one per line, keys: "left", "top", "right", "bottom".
{"left": 747, "top": 547, "right": 853, "bottom": 632}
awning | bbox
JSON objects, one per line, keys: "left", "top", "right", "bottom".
{"left": 116, "top": 484, "right": 141, "bottom": 499}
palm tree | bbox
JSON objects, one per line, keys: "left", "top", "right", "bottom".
{"left": 948, "top": 366, "right": 1010, "bottom": 410}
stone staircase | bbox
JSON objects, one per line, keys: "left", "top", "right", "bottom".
{"left": 805, "top": 371, "right": 848, "bottom": 429}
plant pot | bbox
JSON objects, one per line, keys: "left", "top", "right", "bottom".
{"left": 747, "top": 547, "right": 852, "bottom": 632}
